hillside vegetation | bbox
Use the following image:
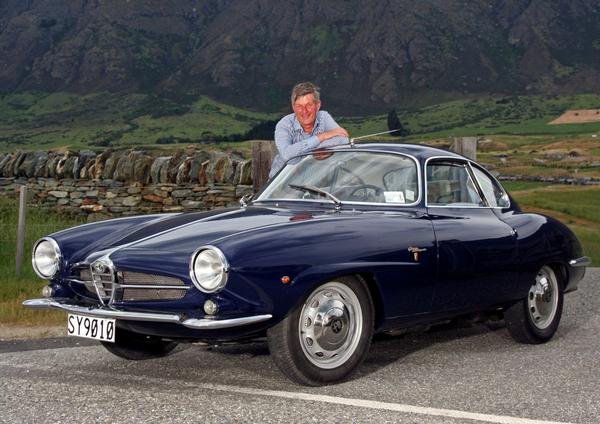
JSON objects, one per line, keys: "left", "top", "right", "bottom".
{"left": 1, "top": 92, "right": 599, "bottom": 152}
{"left": 340, "top": 95, "right": 600, "bottom": 137}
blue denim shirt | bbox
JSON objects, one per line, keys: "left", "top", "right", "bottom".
{"left": 269, "top": 111, "right": 348, "bottom": 177}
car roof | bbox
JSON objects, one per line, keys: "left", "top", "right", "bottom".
{"left": 325, "top": 142, "right": 464, "bottom": 161}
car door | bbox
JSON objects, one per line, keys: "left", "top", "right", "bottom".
{"left": 426, "top": 158, "right": 519, "bottom": 312}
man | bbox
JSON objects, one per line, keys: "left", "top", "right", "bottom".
{"left": 269, "top": 82, "right": 349, "bottom": 177}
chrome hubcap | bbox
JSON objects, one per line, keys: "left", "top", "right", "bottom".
{"left": 527, "top": 266, "right": 559, "bottom": 329}
{"left": 299, "top": 282, "right": 362, "bottom": 369}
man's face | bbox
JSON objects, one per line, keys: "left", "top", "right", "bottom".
{"left": 293, "top": 94, "right": 321, "bottom": 129}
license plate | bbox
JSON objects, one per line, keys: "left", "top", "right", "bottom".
{"left": 67, "top": 314, "right": 115, "bottom": 343}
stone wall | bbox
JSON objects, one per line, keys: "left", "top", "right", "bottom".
{"left": 0, "top": 149, "right": 253, "bottom": 220}
{"left": 497, "top": 174, "right": 600, "bottom": 185}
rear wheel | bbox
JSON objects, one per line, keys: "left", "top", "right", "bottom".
{"left": 101, "top": 327, "right": 178, "bottom": 360}
{"left": 505, "top": 265, "right": 563, "bottom": 344}
{"left": 267, "top": 276, "right": 374, "bottom": 386}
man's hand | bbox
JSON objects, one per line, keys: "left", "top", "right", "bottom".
{"left": 317, "top": 127, "right": 349, "bottom": 143}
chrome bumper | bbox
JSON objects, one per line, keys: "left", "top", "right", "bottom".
{"left": 569, "top": 256, "right": 591, "bottom": 268}
{"left": 22, "top": 298, "right": 272, "bottom": 330}
{"left": 565, "top": 256, "right": 590, "bottom": 293}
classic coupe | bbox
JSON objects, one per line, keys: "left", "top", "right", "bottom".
{"left": 24, "top": 143, "right": 589, "bottom": 385}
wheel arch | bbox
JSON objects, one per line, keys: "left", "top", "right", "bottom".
{"left": 355, "top": 273, "right": 385, "bottom": 331}
{"left": 546, "top": 261, "right": 567, "bottom": 291}
{"left": 282, "top": 270, "right": 384, "bottom": 332}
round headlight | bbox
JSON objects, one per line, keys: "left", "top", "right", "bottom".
{"left": 190, "top": 247, "right": 229, "bottom": 293}
{"left": 32, "top": 238, "right": 61, "bottom": 279}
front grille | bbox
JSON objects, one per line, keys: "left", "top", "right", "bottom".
{"left": 73, "top": 266, "right": 187, "bottom": 303}
{"left": 118, "top": 271, "right": 187, "bottom": 302}
{"left": 77, "top": 268, "right": 97, "bottom": 297}
{"left": 122, "top": 288, "right": 186, "bottom": 301}
{"left": 80, "top": 268, "right": 92, "bottom": 282}
{"left": 121, "top": 271, "right": 184, "bottom": 286}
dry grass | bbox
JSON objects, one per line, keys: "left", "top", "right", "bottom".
{"left": 549, "top": 109, "right": 600, "bottom": 125}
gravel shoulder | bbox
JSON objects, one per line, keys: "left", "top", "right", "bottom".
{"left": 0, "top": 324, "right": 65, "bottom": 341}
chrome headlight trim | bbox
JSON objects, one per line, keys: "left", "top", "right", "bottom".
{"left": 189, "top": 245, "right": 230, "bottom": 293}
{"left": 31, "top": 237, "right": 62, "bottom": 280}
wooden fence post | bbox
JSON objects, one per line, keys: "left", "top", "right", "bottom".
{"left": 15, "top": 185, "right": 27, "bottom": 277}
{"left": 251, "top": 140, "right": 277, "bottom": 193}
{"left": 450, "top": 137, "right": 477, "bottom": 161}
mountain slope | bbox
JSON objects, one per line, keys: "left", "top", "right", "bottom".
{"left": 0, "top": 0, "right": 599, "bottom": 113}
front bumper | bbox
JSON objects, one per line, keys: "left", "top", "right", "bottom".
{"left": 23, "top": 298, "right": 272, "bottom": 330}
{"left": 565, "top": 256, "right": 591, "bottom": 293}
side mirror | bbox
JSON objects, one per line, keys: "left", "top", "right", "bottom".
{"left": 239, "top": 193, "right": 254, "bottom": 207}
{"left": 498, "top": 193, "right": 510, "bottom": 208}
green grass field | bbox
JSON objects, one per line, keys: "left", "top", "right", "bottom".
{"left": 1, "top": 182, "right": 598, "bottom": 325}
{"left": 0, "top": 197, "right": 85, "bottom": 325}
{"left": 504, "top": 182, "right": 600, "bottom": 266}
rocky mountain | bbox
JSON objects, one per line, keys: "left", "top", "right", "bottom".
{"left": 0, "top": 0, "right": 599, "bottom": 114}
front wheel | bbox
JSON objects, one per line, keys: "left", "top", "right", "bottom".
{"left": 505, "top": 265, "right": 564, "bottom": 344}
{"left": 101, "top": 327, "right": 178, "bottom": 360}
{"left": 267, "top": 276, "right": 374, "bottom": 386}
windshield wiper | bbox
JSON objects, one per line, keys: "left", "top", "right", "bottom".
{"left": 289, "top": 184, "right": 342, "bottom": 210}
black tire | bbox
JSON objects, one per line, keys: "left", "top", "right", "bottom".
{"left": 267, "top": 276, "right": 374, "bottom": 386}
{"left": 505, "top": 265, "right": 564, "bottom": 344}
{"left": 101, "top": 326, "right": 178, "bottom": 360}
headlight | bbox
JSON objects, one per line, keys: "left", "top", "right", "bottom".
{"left": 190, "top": 246, "right": 229, "bottom": 293}
{"left": 32, "top": 238, "right": 61, "bottom": 279}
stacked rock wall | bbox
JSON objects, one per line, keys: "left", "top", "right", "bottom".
{"left": 0, "top": 149, "right": 253, "bottom": 220}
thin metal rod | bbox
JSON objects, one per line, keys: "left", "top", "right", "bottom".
{"left": 15, "top": 185, "right": 27, "bottom": 277}
{"left": 349, "top": 128, "right": 402, "bottom": 147}
{"left": 352, "top": 129, "right": 402, "bottom": 140}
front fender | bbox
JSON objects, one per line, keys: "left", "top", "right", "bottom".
{"left": 50, "top": 214, "right": 174, "bottom": 269}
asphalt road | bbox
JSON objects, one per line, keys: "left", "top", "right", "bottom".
{"left": 1, "top": 269, "right": 598, "bottom": 424}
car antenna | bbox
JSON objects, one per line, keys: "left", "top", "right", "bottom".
{"left": 349, "top": 129, "right": 402, "bottom": 148}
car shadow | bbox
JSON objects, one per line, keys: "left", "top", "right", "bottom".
{"left": 355, "top": 319, "right": 509, "bottom": 379}
{"left": 107, "top": 293, "right": 590, "bottom": 387}
{"left": 187, "top": 319, "right": 512, "bottom": 385}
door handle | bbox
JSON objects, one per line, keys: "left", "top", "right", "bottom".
{"left": 408, "top": 246, "right": 427, "bottom": 262}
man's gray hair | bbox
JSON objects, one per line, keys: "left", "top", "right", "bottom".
{"left": 291, "top": 82, "right": 321, "bottom": 105}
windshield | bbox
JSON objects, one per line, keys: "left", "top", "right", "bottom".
{"left": 257, "top": 151, "right": 419, "bottom": 205}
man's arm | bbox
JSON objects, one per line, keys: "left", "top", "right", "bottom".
{"left": 274, "top": 112, "right": 349, "bottom": 161}
{"left": 317, "top": 111, "right": 349, "bottom": 147}
{"left": 274, "top": 119, "right": 321, "bottom": 161}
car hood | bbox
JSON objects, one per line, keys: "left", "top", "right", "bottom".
{"left": 105, "top": 207, "right": 333, "bottom": 261}
{"left": 104, "top": 204, "right": 420, "bottom": 274}
{"left": 114, "top": 206, "right": 292, "bottom": 254}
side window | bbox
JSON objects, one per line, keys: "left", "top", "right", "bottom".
{"left": 471, "top": 165, "right": 510, "bottom": 208}
{"left": 427, "top": 161, "right": 483, "bottom": 206}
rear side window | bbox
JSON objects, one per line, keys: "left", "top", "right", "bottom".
{"left": 471, "top": 165, "right": 510, "bottom": 208}
{"left": 427, "top": 161, "right": 483, "bottom": 206}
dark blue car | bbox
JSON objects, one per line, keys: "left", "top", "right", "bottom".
{"left": 25, "top": 143, "right": 589, "bottom": 385}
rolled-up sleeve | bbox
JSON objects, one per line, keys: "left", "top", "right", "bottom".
{"left": 318, "top": 111, "right": 349, "bottom": 147}
{"left": 274, "top": 121, "right": 320, "bottom": 161}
